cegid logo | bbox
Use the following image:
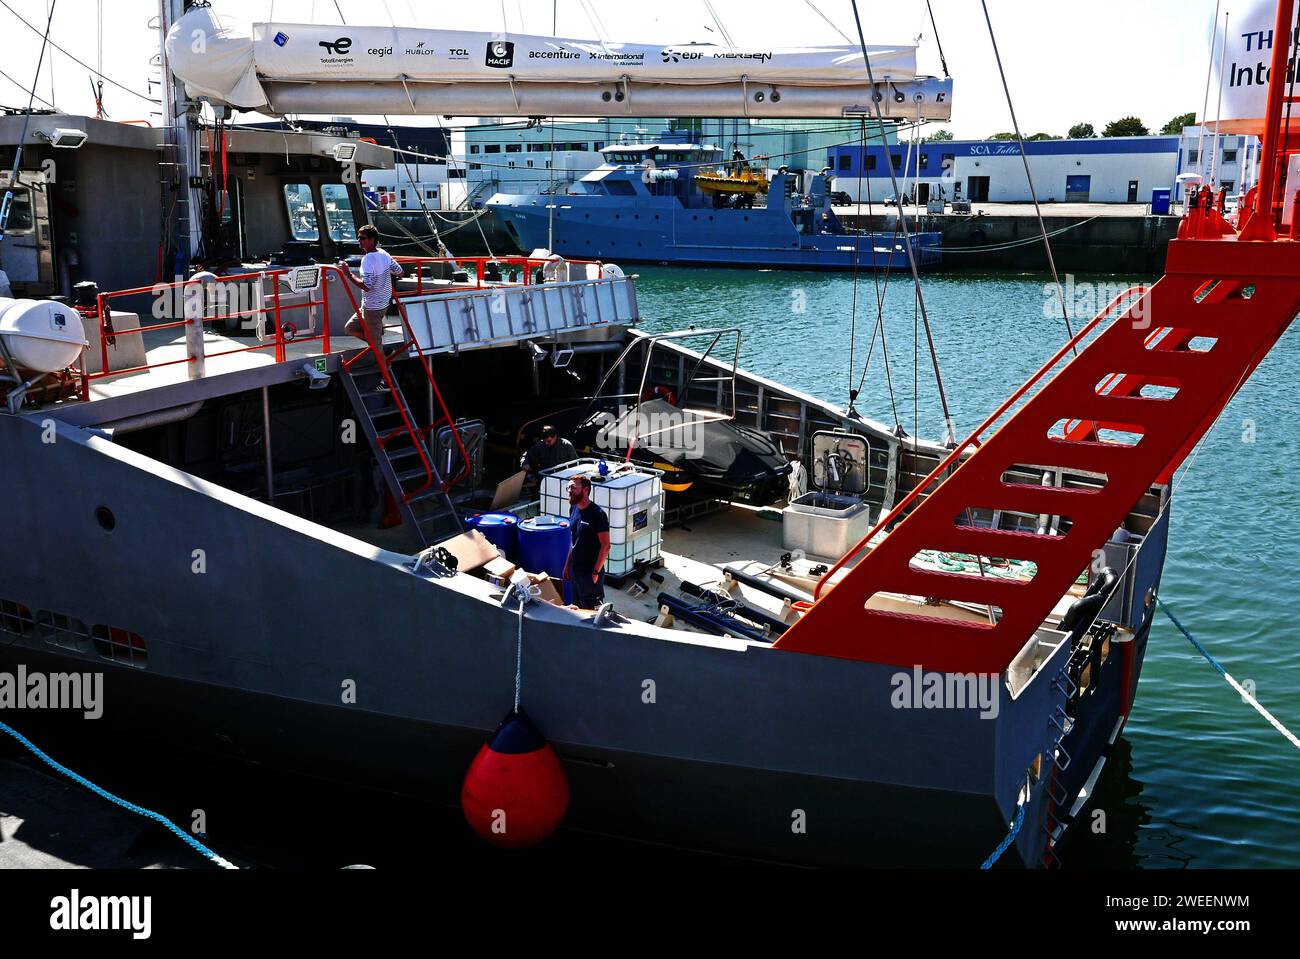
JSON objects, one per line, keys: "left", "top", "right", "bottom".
{"left": 367, "top": 46, "right": 394, "bottom": 58}
{"left": 485, "top": 39, "right": 514, "bottom": 68}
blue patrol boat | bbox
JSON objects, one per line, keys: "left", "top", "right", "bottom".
{"left": 488, "top": 141, "right": 941, "bottom": 270}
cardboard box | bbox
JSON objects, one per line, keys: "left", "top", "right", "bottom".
{"left": 484, "top": 555, "right": 518, "bottom": 588}
{"left": 527, "top": 572, "right": 565, "bottom": 607}
{"left": 435, "top": 529, "right": 500, "bottom": 574}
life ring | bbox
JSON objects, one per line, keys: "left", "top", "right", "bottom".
{"left": 641, "top": 384, "right": 678, "bottom": 406}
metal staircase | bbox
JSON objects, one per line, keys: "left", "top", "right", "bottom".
{"left": 328, "top": 258, "right": 476, "bottom": 548}
{"left": 342, "top": 360, "right": 464, "bottom": 548}
{"left": 775, "top": 241, "right": 1300, "bottom": 674}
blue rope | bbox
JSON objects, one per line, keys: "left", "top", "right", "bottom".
{"left": 1157, "top": 597, "right": 1227, "bottom": 678}
{"left": 0, "top": 718, "right": 238, "bottom": 869}
{"left": 980, "top": 800, "right": 1026, "bottom": 869}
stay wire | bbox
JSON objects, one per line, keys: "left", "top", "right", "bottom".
{"left": 3, "top": 0, "right": 58, "bottom": 239}
{"left": 925, "top": 0, "right": 950, "bottom": 78}
{"left": 980, "top": 0, "right": 1077, "bottom": 356}
{"left": 850, "top": 0, "right": 948, "bottom": 439}
{"left": 0, "top": 0, "right": 155, "bottom": 105}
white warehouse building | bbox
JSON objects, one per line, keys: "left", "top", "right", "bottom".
{"left": 828, "top": 129, "right": 1258, "bottom": 206}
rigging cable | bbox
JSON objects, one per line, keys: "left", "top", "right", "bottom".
{"left": 925, "top": 0, "right": 951, "bottom": 78}
{"left": 1211, "top": 13, "right": 1230, "bottom": 189}
{"left": 1, "top": 0, "right": 58, "bottom": 239}
{"left": 980, "top": 0, "right": 1077, "bottom": 355}
{"left": 849, "top": 0, "right": 954, "bottom": 443}
{"left": 1195, "top": 1, "right": 1223, "bottom": 184}
{"left": 0, "top": 66, "right": 58, "bottom": 111}
{"left": 703, "top": 0, "right": 738, "bottom": 48}
{"left": 0, "top": 0, "right": 156, "bottom": 106}
{"left": 803, "top": 0, "right": 852, "bottom": 43}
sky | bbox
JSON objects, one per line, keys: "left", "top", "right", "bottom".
{"left": 0, "top": 0, "right": 1223, "bottom": 139}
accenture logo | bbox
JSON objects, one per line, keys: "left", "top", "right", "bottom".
{"left": 485, "top": 40, "right": 515, "bottom": 68}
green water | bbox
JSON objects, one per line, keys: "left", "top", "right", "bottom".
{"left": 634, "top": 266, "right": 1300, "bottom": 869}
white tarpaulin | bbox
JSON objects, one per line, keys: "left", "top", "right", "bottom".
{"left": 167, "top": 7, "right": 270, "bottom": 108}
{"left": 1208, "top": 0, "right": 1297, "bottom": 134}
{"left": 165, "top": 7, "right": 945, "bottom": 119}
{"left": 244, "top": 25, "right": 915, "bottom": 84}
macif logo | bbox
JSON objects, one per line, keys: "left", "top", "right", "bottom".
{"left": 485, "top": 40, "right": 515, "bottom": 68}
{"left": 319, "top": 36, "right": 352, "bottom": 56}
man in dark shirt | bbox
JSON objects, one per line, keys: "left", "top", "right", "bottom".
{"left": 563, "top": 475, "right": 610, "bottom": 609}
{"left": 520, "top": 424, "right": 578, "bottom": 481}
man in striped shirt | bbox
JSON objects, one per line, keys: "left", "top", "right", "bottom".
{"left": 340, "top": 224, "right": 405, "bottom": 378}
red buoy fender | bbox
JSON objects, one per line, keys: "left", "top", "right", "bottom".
{"left": 461, "top": 710, "right": 569, "bottom": 849}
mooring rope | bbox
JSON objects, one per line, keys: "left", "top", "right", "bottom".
{"left": 980, "top": 800, "right": 1025, "bottom": 869}
{"left": 1157, "top": 598, "right": 1300, "bottom": 752}
{"left": 0, "top": 719, "right": 238, "bottom": 869}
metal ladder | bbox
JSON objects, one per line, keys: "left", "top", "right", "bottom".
{"left": 341, "top": 360, "right": 463, "bottom": 548}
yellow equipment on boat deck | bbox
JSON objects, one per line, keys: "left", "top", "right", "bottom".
{"left": 694, "top": 160, "right": 770, "bottom": 196}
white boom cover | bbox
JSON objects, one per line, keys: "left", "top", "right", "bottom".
{"left": 167, "top": 6, "right": 929, "bottom": 117}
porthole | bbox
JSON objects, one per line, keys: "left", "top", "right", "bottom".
{"left": 95, "top": 506, "right": 116, "bottom": 532}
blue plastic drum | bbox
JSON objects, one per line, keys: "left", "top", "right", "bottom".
{"left": 518, "top": 515, "right": 572, "bottom": 580}
{"left": 466, "top": 512, "right": 520, "bottom": 564}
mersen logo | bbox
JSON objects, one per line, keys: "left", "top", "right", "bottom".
{"left": 712, "top": 51, "right": 774, "bottom": 62}
{"left": 485, "top": 40, "right": 514, "bottom": 68}
{"left": 319, "top": 36, "right": 352, "bottom": 56}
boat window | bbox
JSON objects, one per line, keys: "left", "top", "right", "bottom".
{"left": 605, "top": 180, "right": 637, "bottom": 196}
{"left": 320, "top": 184, "right": 357, "bottom": 242}
{"left": 283, "top": 183, "right": 319, "bottom": 240}
{"left": 2, "top": 187, "right": 32, "bottom": 231}
{"left": 506, "top": 143, "right": 522, "bottom": 153}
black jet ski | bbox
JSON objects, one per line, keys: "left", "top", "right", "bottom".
{"left": 570, "top": 399, "right": 791, "bottom": 506}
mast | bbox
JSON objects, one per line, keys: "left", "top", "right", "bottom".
{"left": 1241, "top": 0, "right": 1298, "bottom": 240}
{"left": 158, "top": 0, "right": 203, "bottom": 270}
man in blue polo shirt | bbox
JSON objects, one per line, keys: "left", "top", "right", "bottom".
{"left": 563, "top": 475, "right": 610, "bottom": 609}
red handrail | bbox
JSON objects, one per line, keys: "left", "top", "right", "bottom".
{"left": 323, "top": 264, "right": 463, "bottom": 503}
{"left": 86, "top": 269, "right": 333, "bottom": 386}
